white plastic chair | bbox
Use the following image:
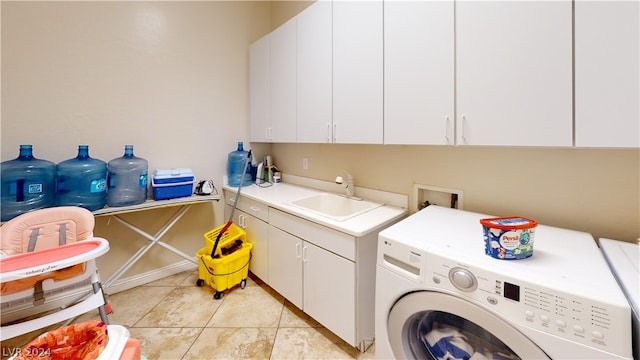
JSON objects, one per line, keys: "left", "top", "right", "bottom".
{"left": 0, "top": 206, "right": 111, "bottom": 341}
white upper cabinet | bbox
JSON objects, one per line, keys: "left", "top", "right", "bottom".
{"left": 575, "top": 1, "right": 639, "bottom": 148}
{"left": 333, "top": 1, "right": 384, "bottom": 144}
{"left": 249, "top": 35, "right": 270, "bottom": 143}
{"left": 297, "top": 1, "right": 333, "bottom": 143}
{"left": 269, "top": 17, "right": 297, "bottom": 142}
{"left": 456, "top": 1, "right": 573, "bottom": 146}
{"left": 250, "top": 18, "right": 297, "bottom": 143}
{"left": 384, "top": 1, "right": 454, "bottom": 145}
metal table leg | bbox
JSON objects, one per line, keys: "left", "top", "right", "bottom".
{"left": 103, "top": 204, "right": 198, "bottom": 289}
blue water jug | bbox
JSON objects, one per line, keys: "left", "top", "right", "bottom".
{"left": 227, "top": 142, "right": 253, "bottom": 187}
{"left": 1, "top": 145, "right": 56, "bottom": 221}
{"left": 56, "top": 145, "right": 107, "bottom": 211}
{"left": 106, "top": 145, "right": 148, "bottom": 207}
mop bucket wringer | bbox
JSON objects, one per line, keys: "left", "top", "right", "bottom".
{"left": 196, "top": 223, "right": 252, "bottom": 299}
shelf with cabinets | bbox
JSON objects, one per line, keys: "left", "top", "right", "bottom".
{"left": 384, "top": 0, "right": 573, "bottom": 146}
{"left": 249, "top": 17, "right": 297, "bottom": 143}
{"left": 252, "top": 0, "right": 634, "bottom": 148}
{"left": 383, "top": 0, "right": 454, "bottom": 145}
{"left": 222, "top": 181, "right": 407, "bottom": 351}
{"left": 332, "top": 0, "right": 383, "bottom": 144}
{"left": 574, "top": 0, "right": 639, "bottom": 148}
{"left": 296, "top": 0, "right": 333, "bottom": 143}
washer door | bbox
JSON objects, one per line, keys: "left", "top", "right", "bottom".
{"left": 388, "top": 291, "right": 550, "bottom": 359}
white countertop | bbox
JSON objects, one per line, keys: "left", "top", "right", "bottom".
{"left": 223, "top": 180, "right": 408, "bottom": 237}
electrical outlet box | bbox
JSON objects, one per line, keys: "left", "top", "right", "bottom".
{"left": 413, "top": 184, "right": 463, "bottom": 212}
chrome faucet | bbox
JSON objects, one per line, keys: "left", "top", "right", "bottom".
{"left": 335, "top": 171, "right": 355, "bottom": 197}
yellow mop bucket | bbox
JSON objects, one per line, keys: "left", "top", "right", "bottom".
{"left": 196, "top": 224, "right": 252, "bottom": 299}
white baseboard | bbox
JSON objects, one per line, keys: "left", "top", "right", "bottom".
{"left": 103, "top": 260, "right": 198, "bottom": 295}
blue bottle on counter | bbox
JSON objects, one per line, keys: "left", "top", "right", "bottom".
{"left": 227, "top": 141, "right": 253, "bottom": 187}
{"left": 55, "top": 145, "right": 107, "bottom": 211}
{"left": 1, "top": 145, "right": 56, "bottom": 221}
{"left": 106, "top": 145, "right": 148, "bottom": 207}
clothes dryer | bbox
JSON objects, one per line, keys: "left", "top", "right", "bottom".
{"left": 599, "top": 238, "right": 639, "bottom": 360}
{"left": 375, "top": 206, "right": 632, "bottom": 359}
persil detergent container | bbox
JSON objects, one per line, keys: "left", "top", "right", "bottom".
{"left": 480, "top": 216, "right": 538, "bottom": 260}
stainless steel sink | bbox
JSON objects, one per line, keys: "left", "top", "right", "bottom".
{"left": 289, "top": 193, "right": 383, "bottom": 221}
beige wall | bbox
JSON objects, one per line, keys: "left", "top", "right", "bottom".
{"left": 271, "top": 144, "right": 640, "bottom": 243}
{"left": 1, "top": 1, "right": 272, "bottom": 283}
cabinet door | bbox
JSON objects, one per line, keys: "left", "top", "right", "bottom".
{"left": 456, "top": 1, "right": 572, "bottom": 146}
{"left": 225, "top": 206, "right": 269, "bottom": 282}
{"left": 333, "top": 1, "right": 383, "bottom": 144}
{"left": 575, "top": 1, "right": 639, "bottom": 148}
{"left": 270, "top": 18, "right": 297, "bottom": 142}
{"left": 268, "top": 225, "right": 303, "bottom": 308}
{"left": 249, "top": 35, "right": 270, "bottom": 143}
{"left": 297, "top": 1, "right": 333, "bottom": 144}
{"left": 384, "top": 0, "right": 454, "bottom": 145}
{"left": 303, "top": 241, "right": 356, "bottom": 346}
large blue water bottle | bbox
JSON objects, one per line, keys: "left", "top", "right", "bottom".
{"left": 1, "top": 145, "right": 56, "bottom": 221}
{"left": 106, "top": 145, "right": 148, "bottom": 207}
{"left": 55, "top": 145, "right": 107, "bottom": 211}
{"left": 227, "top": 142, "right": 253, "bottom": 187}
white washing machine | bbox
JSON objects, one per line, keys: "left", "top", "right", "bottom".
{"left": 599, "top": 238, "right": 639, "bottom": 360}
{"left": 375, "top": 206, "right": 633, "bottom": 359}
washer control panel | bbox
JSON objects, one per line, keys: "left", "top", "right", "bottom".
{"left": 427, "top": 252, "right": 630, "bottom": 354}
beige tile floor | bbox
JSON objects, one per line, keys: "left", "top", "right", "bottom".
{"left": 1, "top": 271, "right": 377, "bottom": 360}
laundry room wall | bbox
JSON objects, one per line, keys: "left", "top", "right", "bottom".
{"left": 1, "top": 1, "right": 272, "bottom": 290}
{"left": 271, "top": 144, "right": 639, "bottom": 243}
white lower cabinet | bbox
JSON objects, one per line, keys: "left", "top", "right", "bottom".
{"left": 267, "top": 225, "right": 303, "bottom": 308}
{"left": 303, "top": 240, "right": 356, "bottom": 346}
{"left": 224, "top": 192, "right": 269, "bottom": 282}
{"left": 267, "top": 224, "right": 356, "bottom": 345}
{"left": 225, "top": 191, "right": 382, "bottom": 351}
{"left": 268, "top": 208, "right": 376, "bottom": 351}
{"left": 225, "top": 205, "right": 269, "bottom": 282}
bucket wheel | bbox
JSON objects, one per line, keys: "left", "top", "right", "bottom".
{"left": 196, "top": 279, "right": 204, "bottom": 287}
{"left": 214, "top": 291, "right": 223, "bottom": 300}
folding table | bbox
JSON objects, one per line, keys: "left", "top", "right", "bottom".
{"left": 93, "top": 194, "right": 220, "bottom": 289}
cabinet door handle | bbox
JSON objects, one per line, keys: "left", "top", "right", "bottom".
{"left": 326, "top": 124, "right": 331, "bottom": 143}
{"left": 296, "top": 242, "right": 301, "bottom": 258}
{"left": 333, "top": 123, "right": 337, "bottom": 143}
{"left": 302, "top": 245, "right": 308, "bottom": 262}
{"left": 238, "top": 214, "right": 246, "bottom": 228}
{"left": 249, "top": 205, "right": 260, "bottom": 213}
{"left": 460, "top": 115, "right": 467, "bottom": 142}
{"left": 445, "top": 116, "right": 451, "bottom": 144}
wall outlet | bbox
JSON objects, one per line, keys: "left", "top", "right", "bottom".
{"left": 413, "top": 184, "right": 463, "bottom": 212}
{"left": 302, "top": 157, "right": 309, "bottom": 170}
